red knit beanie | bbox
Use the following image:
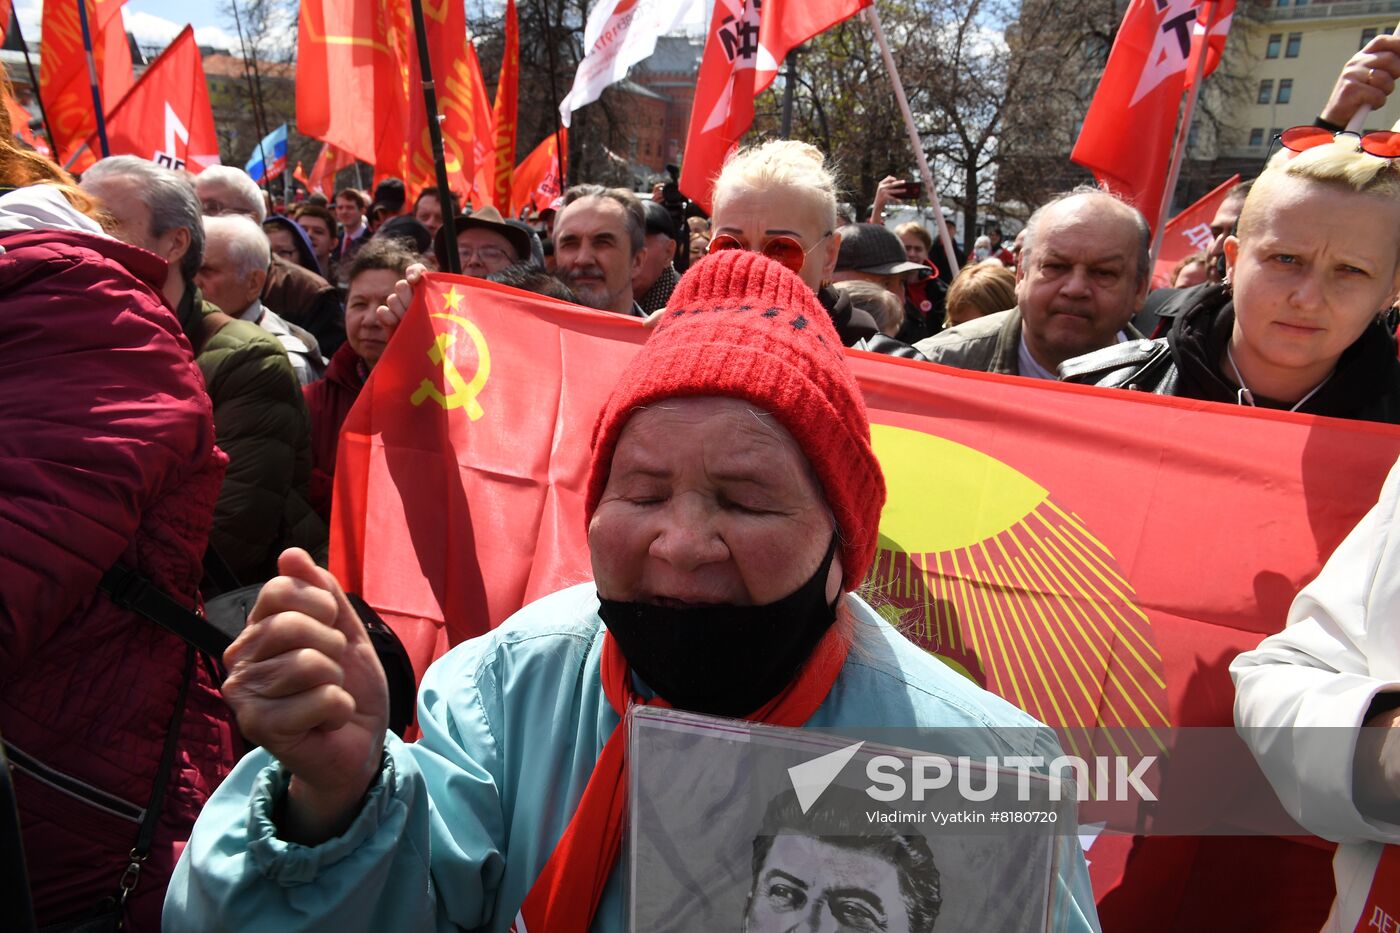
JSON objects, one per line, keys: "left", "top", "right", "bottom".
{"left": 585, "top": 249, "right": 886, "bottom": 591}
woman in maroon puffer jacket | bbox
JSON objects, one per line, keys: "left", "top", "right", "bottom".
{"left": 0, "top": 119, "right": 236, "bottom": 929}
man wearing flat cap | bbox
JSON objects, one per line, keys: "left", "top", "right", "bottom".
{"left": 633, "top": 201, "right": 682, "bottom": 314}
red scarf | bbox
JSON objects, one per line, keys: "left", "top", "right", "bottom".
{"left": 509, "top": 626, "right": 850, "bottom": 933}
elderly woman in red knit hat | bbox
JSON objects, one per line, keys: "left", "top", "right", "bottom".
{"left": 164, "top": 250, "right": 1098, "bottom": 931}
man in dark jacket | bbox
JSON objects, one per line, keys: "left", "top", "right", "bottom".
{"left": 914, "top": 187, "right": 1150, "bottom": 378}
{"left": 83, "top": 157, "right": 327, "bottom": 583}
{"left": 194, "top": 165, "right": 346, "bottom": 357}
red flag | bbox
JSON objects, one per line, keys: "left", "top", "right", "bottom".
{"left": 4, "top": 85, "right": 47, "bottom": 157}
{"left": 297, "top": 0, "right": 407, "bottom": 177}
{"left": 0, "top": 0, "right": 13, "bottom": 46}
{"left": 404, "top": 1, "right": 493, "bottom": 202}
{"left": 489, "top": 0, "right": 519, "bottom": 211}
{"left": 306, "top": 142, "right": 357, "bottom": 198}
{"left": 333, "top": 272, "right": 1390, "bottom": 929}
{"left": 40, "top": 0, "right": 132, "bottom": 170}
{"left": 1071, "top": 0, "right": 1235, "bottom": 224}
{"left": 293, "top": 161, "right": 309, "bottom": 190}
{"left": 90, "top": 26, "right": 220, "bottom": 174}
{"left": 509, "top": 129, "right": 567, "bottom": 218}
{"left": 679, "top": 0, "right": 870, "bottom": 213}
{"left": 1150, "top": 174, "right": 1238, "bottom": 285}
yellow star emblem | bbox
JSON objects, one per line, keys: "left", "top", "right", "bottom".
{"left": 442, "top": 286, "right": 463, "bottom": 311}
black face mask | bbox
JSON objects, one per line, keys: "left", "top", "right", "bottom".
{"left": 597, "top": 535, "right": 840, "bottom": 718}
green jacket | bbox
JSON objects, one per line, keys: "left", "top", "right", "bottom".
{"left": 177, "top": 285, "right": 327, "bottom": 583}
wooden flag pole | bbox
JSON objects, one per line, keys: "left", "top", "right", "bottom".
{"left": 409, "top": 0, "right": 461, "bottom": 273}
{"left": 536, "top": 0, "right": 567, "bottom": 195}
{"left": 866, "top": 6, "right": 959, "bottom": 277}
{"left": 1150, "top": 0, "right": 1218, "bottom": 267}
{"left": 75, "top": 0, "right": 109, "bottom": 158}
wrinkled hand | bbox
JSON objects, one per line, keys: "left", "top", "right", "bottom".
{"left": 1355, "top": 702, "right": 1400, "bottom": 825}
{"left": 373, "top": 262, "right": 429, "bottom": 334}
{"left": 1320, "top": 35, "right": 1400, "bottom": 129}
{"left": 222, "top": 548, "right": 389, "bottom": 844}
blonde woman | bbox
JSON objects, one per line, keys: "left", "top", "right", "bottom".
{"left": 944, "top": 261, "right": 1017, "bottom": 329}
{"left": 1062, "top": 140, "right": 1400, "bottom": 423}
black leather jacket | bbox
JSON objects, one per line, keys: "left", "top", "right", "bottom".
{"left": 1060, "top": 284, "right": 1400, "bottom": 424}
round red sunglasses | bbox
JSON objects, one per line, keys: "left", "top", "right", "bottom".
{"left": 1277, "top": 125, "right": 1400, "bottom": 158}
{"left": 706, "top": 231, "right": 832, "bottom": 275}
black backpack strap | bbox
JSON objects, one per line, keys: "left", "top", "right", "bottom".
{"left": 118, "top": 646, "right": 194, "bottom": 912}
{"left": 99, "top": 565, "right": 233, "bottom": 659}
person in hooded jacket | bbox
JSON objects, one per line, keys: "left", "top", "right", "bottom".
{"left": 1061, "top": 140, "right": 1400, "bottom": 424}
{"left": 0, "top": 99, "right": 236, "bottom": 931}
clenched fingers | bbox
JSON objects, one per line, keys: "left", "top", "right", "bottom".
{"left": 230, "top": 684, "right": 357, "bottom": 747}
{"left": 223, "top": 647, "right": 346, "bottom": 700}
{"left": 225, "top": 611, "right": 348, "bottom": 670}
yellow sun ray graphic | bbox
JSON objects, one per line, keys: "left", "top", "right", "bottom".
{"left": 867, "top": 425, "right": 1172, "bottom": 737}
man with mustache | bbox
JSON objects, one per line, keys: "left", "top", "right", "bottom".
{"left": 553, "top": 184, "right": 648, "bottom": 317}
{"left": 914, "top": 188, "right": 1149, "bottom": 378}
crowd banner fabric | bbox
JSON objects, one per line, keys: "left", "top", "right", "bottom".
{"left": 679, "top": 0, "right": 870, "bottom": 213}
{"left": 488, "top": 0, "right": 519, "bottom": 211}
{"left": 296, "top": 0, "right": 406, "bottom": 175}
{"left": 1071, "top": 0, "right": 1235, "bottom": 224}
{"left": 306, "top": 142, "right": 357, "bottom": 198}
{"left": 509, "top": 129, "right": 567, "bottom": 218}
{"left": 244, "top": 123, "right": 288, "bottom": 184}
{"left": 91, "top": 26, "right": 220, "bottom": 174}
{"left": 558, "top": 0, "right": 706, "bottom": 128}
{"left": 1150, "top": 174, "right": 1238, "bottom": 285}
{"left": 39, "top": 0, "right": 131, "bottom": 170}
{"left": 330, "top": 273, "right": 1400, "bottom": 928}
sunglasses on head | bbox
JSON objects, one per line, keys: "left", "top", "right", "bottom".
{"left": 1274, "top": 125, "right": 1400, "bottom": 158}
{"left": 706, "top": 231, "right": 832, "bottom": 275}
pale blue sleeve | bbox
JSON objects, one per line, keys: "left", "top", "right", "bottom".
{"left": 163, "top": 650, "right": 511, "bottom": 932}
{"left": 1051, "top": 833, "right": 1102, "bottom": 933}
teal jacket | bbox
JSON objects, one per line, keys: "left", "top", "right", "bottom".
{"left": 165, "top": 585, "right": 1101, "bottom": 931}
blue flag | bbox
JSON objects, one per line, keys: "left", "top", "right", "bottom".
{"left": 244, "top": 124, "right": 288, "bottom": 184}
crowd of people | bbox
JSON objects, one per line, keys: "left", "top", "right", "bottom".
{"left": 3, "top": 35, "right": 1400, "bottom": 933}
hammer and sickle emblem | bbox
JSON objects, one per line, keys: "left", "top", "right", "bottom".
{"left": 410, "top": 312, "right": 492, "bottom": 420}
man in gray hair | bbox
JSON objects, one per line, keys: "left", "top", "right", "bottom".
{"left": 81, "top": 157, "right": 325, "bottom": 583}
{"left": 914, "top": 187, "right": 1150, "bottom": 378}
{"left": 199, "top": 214, "right": 325, "bottom": 385}
{"left": 196, "top": 165, "right": 345, "bottom": 355}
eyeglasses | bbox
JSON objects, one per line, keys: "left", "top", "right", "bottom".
{"left": 1273, "top": 125, "right": 1400, "bottom": 159}
{"left": 457, "top": 245, "right": 510, "bottom": 264}
{"left": 706, "top": 231, "right": 832, "bottom": 275}
{"left": 201, "top": 199, "right": 258, "bottom": 218}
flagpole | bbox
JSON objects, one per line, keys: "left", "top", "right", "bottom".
{"left": 409, "top": 0, "right": 461, "bottom": 273}
{"left": 536, "top": 0, "right": 567, "bottom": 193}
{"left": 1342, "top": 18, "right": 1400, "bottom": 134}
{"left": 865, "top": 7, "right": 959, "bottom": 277}
{"left": 10, "top": 17, "right": 56, "bottom": 157}
{"left": 1149, "top": 1, "right": 1217, "bottom": 268}
{"left": 76, "top": 0, "right": 109, "bottom": 158}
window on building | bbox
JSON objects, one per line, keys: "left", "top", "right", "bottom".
{"left": 1258, "top": 80, "right": 1274, "bottom": 104}
{"left": 1249, "top": 128, "right": 1265, "bottom": 147}
{"left": 1362, "top": 27, "right": 1380, "bottom": 48}
{"left": 1286, "top": 33, "right": 1302, "bottom": 57}
{"left": 1266, "top": 34, "right": 1282, "bottom": 58}
{"left": 1278, "top": 79, "right": 1293, "bottom": 104}
{"left": 1276, "top": 0, "right": 1289, "bottom": 5}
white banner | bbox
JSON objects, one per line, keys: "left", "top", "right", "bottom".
{"left": 559, "top": 0, "right": 705, "bottom": 127}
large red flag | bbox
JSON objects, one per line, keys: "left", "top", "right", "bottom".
{"left": 333, "top": 271, "right": 1397, "bottom": 929}
{"left": 296, "top": 0, "right": 407, "bottom": 177}
{"left": 489, "top": 0, "right": 519, "bottom": 211}
{"left": 0, "top": 0, "right": 13, "bottom": 46}
{"left": 1071, "top": 0, "right": 1235, "bottom": 224}
{"left": 679, "top": 0, "right": 870, "bottom": 212}
{"left": 1150, "top": 174, "right": 1238, "bottom": 285}
{"left": 404, "top": 0, "right": 489, "bottom": 200}
{"left": 509, "top": 129, "right": 567, "bottom": 218}
{"left": 40, "top": 0, "right": 132, "bottom": 170}
{"left": 90, "top": 26, "right": 220, "bottom": 174}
